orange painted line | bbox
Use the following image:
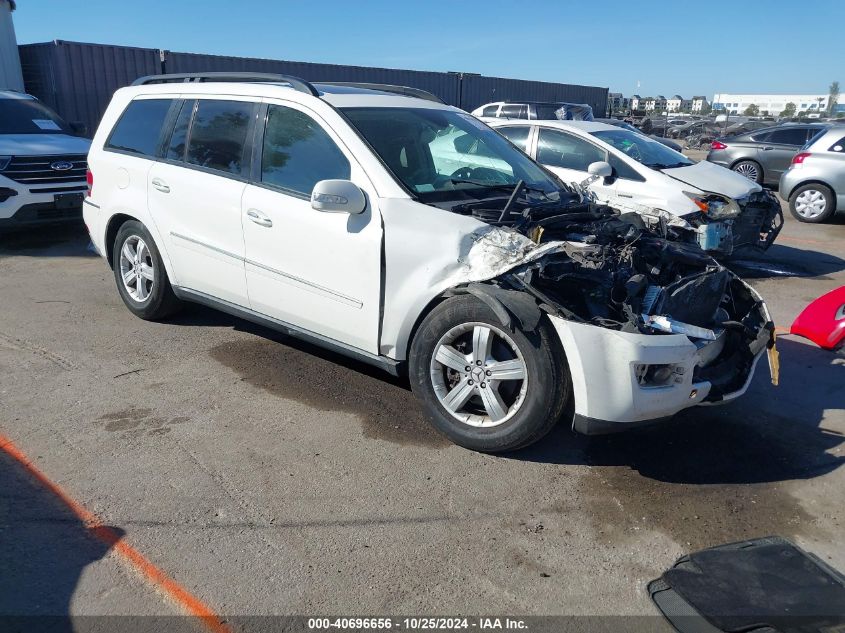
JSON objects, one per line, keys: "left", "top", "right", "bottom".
{"left": 0, "top": 432, "right": 232, "bottom": 633}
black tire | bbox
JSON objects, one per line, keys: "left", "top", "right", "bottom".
{"left": 731, "top": 159, "right": 763, "bottom": 184}
{"left": 112, "top": 220, "right": 181, "bottom": 320}
{"left": 409, "top": 295, "right": 569, "bottom": 452}
{"left": 788, "top": 183, "right": 836, "bottom": 223}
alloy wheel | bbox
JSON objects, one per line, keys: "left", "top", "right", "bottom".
{"left": 734, "top": 162, "right": 759, "bottom": 181}
{"left": 119, "top": 235, "right": 154, "bottom": 302}
{"left": 429, "top": 322, "right": 528, "bottom": 427}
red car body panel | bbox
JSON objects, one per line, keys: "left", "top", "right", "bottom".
{"left": 790, "top": 286, "right": 845, "bottom": 351}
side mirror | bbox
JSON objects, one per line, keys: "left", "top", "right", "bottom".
{"left": 311, "top": 179, "right": 366, "bottom": 214}
{"left": 587, "top": 161, "right": 613, "bottom": 179}
{"left": 69, "top": 121, "right": 88, "bottom": 137}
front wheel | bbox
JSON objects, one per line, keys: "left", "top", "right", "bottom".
{"left": 409, "top": 295, "right": 569, "bottom": 452}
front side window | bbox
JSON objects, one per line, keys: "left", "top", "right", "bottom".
{"left": 591, "top": 129, "right": 693, "bottom": 170}
{"left": 342, "top": 107, "right": 562, "bottom": 202}
{"left": 497, "top": 126, "right": 531, "bottom": 152}
{"left": 106, "top": 99, "right": 173, "bottom": 157}
{"left": 186, "top": 100, "right": 255, "bottom": 175}
{"left": 260, "top": 104, "right": 351, "bottom": 196}
{"left": 0, "top": 97, "right": 71, "bottom": 135}
{"left": 607, "top": 154, "right": 644, "bottom": 181}
{"left": 537, "top": 128, "right": 605, "bottom": 171}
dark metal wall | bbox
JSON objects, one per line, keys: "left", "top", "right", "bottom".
{"left": 19, "top": 40, "right": 160, "bottom": 134}
{"left": 166, "top": 51, "right": 461, "bottom": 107}
{"left": 18, "top": 40, "right": 608, "bottom": 134}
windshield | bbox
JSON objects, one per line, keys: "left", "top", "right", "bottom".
{"left": 591, "top": 129, "right": 693, "bottom": 169}
{"left": 0, "top": 97, "right": 70, "bottom": 135}
{"left": 342, "top": 107, "right": 563, "bottom": 201}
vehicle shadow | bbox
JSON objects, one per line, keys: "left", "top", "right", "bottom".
{"left": 172, "top": 304, "right": 845, "bottom": 484}
{"left": 727, "top": 243, "right": 845, "bottom": 279}
{"left": 169, "top": 303, "right": 410, "bottom": 388}
{"left": 0, "top": 223, "right": 93, "bottom": 259}
{"left": 508, "top": 337, "right": 844, "bottom": 485}
{"left": 0, "top": 449, "right": 123, "bottom": 630}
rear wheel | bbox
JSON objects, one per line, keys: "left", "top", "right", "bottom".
{"left": 409, "top": 295, "right": 569, "bottom": 452}
{"left": 789, "top": 184, "right": 835, "bottom": 223}
{"left": 732, "top": 160, "right": 763, "bottom": 183}
{"left": 112, "top": 220, "right": 181, "bottom": 320}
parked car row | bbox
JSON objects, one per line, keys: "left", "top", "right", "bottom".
{"left": 79, "top": 75, "right": 775, "bottom": 452}
{"left": 706, "top": 122, "right": 844, "bottom": 223}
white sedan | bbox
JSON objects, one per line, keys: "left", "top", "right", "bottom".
{"left": 484, "top": 119, "right": 783, "bottom": 256}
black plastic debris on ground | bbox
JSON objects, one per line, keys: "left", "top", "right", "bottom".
{"left": 649, "top": 536, "right": 845, "bottom": 633}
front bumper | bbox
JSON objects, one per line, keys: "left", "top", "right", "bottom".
{"left": 0, "top": 175, "right": 86, "bottom": 229}
{"left": 548, "top": 307, "right": 772, "bottom": 434}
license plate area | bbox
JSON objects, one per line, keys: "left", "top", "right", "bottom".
{"left": 54, "top": 192, "right": 84, "bottom": 209}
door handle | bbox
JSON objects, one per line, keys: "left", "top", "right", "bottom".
{"left": 762, "top": 146, "right": 774, "bottom": 151}
{"left": 151, "top": 177, "right": 170, "bottom": 193}
{"left": 246, "top": 208, "right": 273, "bottom": 228}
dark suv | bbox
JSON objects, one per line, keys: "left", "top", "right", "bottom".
{"left": 706, "top": 124, "right": 828, "bottom": 186}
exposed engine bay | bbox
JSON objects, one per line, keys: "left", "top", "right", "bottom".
{"left": 439, "top": 193, "right": 775, "bottom": 401}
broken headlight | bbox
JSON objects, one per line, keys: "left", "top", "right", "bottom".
{"left": 684, "top": 192, "right": 741, "bottom": 219}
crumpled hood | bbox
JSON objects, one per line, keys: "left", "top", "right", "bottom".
{"left": 0, "top": 134, "right": 91, "bottom": 157}
{"left": 662, "top": 160, "right": 761, "bottom": 199}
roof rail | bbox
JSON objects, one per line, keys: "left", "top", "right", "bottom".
{"left": 318, "top": 82, "right": 445, "bottom": 104}
{"left": 131, "top": 72, "right": 319, "bottom": 96}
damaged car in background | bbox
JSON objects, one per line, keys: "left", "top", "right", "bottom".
{"left": 85, "top": 76, "right": 776, "bottom": 453}
{"left": 485, "top": 119, "right": 783, "bottom": 258}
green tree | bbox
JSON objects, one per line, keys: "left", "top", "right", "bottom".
{"left": 828, "top": 81, "right": 840, "bottom": 116}
{"left": 780, "top": 102, "right": 796, "bottom": 117}
{"left": 743, "top": 103, "right": 760, "bottom": 116}
{"left": 700, "top": 103, "right": 712, "bottom": 115}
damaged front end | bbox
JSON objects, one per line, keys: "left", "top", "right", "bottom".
{"left": 445, "top": 198, "right": 775, "bottom": 432}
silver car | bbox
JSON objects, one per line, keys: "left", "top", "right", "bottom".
{"left": 706, "top": 123, "right": 828, "bottom": 185}
{"left": 779, "top": 126, "right": 845, "bottom": 223}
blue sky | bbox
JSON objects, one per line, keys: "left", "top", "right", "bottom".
{"left": 12, "top": 0, "right": 843, "bottom": 99}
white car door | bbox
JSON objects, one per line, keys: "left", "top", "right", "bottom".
{"left": 147, "top": 98, "right": 255, "bottom": 306}
{"left": 534, "top": 127, "right": 613, "bottom": 200}
{"left": 240, "top": 101, "right": 382, "bottom": 354}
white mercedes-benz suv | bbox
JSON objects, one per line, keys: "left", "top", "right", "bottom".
{"left": 0, "top": 90, "right": 90, "bottom": 230}
{"left": 84, "top": 73, "right": 775, "bottom": 452}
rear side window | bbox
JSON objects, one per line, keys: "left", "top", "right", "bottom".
{"left": 766, "top": 128, "right": 811, "bottom": 146}
{"left": 481, "top": 105, "right": 498, "bottom": 117}
{"left": 260, "top": 104, "right": 351, "bottom": 197}
{"left": 497, "top": 126, "right": 531, "bottom": 152}
{"left": 166, "top": 100, "right": 194, "bottom": 161}
{"left": 106, "top": 99, "right": 173, "bottom": 157}
{"left": 829, "top": 136, "right": 845, "bottom": 152}
{"left": 187, "top": 100, "right": 255, "bottom": 175}
{"left": 500, "top": 104, "right": 527, "bottom": 119}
